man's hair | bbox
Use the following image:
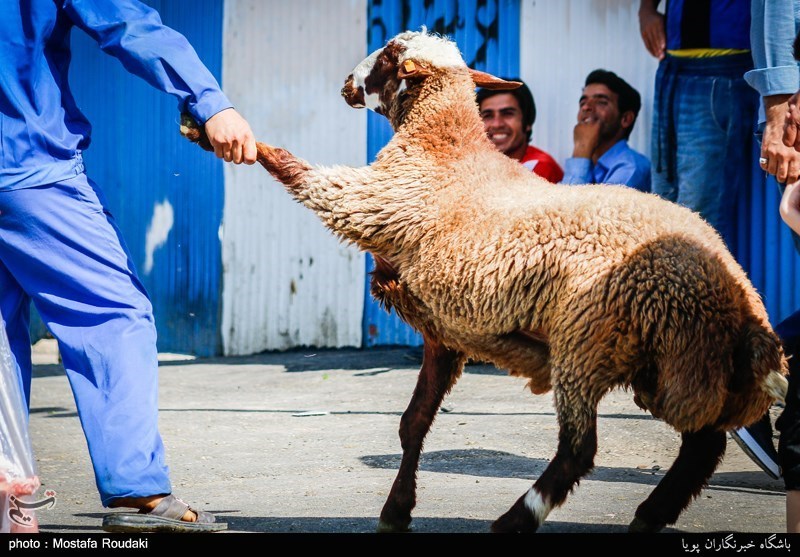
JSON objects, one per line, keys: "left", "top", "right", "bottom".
{"left": 476, "top": 78, "right": 536, "bottom": 142}
{"left": 584, "top": 69, "right": 641, "bottom": 138}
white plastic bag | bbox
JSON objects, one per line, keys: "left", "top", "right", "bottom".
{"left": 0, "top": 317, "right": 39, "bottom": 533}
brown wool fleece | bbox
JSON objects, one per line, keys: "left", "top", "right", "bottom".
{"left": 251, "top": 58, "right": 786, "bottom": 443}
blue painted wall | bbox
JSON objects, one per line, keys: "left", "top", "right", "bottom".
{"left": 363, "top": 0, "right": 521, "bottom": 346}
{"left": 737, "top": 145, "right": 800, "bottom": 328}
{"left": 68, "top": 0, "right": 225, "bottom": 356}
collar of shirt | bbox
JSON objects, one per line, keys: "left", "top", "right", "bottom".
{"left": 592, "top": 140, "right": 630, "bottom": 181}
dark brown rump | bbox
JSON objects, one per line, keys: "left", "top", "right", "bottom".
{"left": 730, "top": 320, "right": 782, "bottom": 391}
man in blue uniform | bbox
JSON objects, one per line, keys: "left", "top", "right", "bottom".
{"left": 0, "top": 0, "right": 256, "bottom": 532}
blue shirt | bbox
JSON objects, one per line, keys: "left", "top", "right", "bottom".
{"left": 561, "top": 140, "right": 652, "bottom": 193}
{"left": 745, "top": 0, "right": 800, "bottom": 126}
{"left": 0, "top": 0, "right": 232, "bottom": 190}
{"left": 665, "top": 0, "right": 751, "bottom": 51}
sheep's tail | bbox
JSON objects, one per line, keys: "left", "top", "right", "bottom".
{"left": 765, "top": 371, "right": 789, "bottom": 404}
{"left": 732, "top": 320, "right": 787, "bottom": 399}
{"left": 725, "top": 319, "right": 788, "bottom": 428}
{"left": 179, "top": 113, "right": 311, "bottom": 186}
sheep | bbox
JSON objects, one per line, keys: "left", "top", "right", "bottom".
{"left": 181, "top": 29, "right": 789, "bottom": 534}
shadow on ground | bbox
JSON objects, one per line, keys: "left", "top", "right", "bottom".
{"left": 51, "top": 514, "right": 636, "bottom": 533}
{"left": 360, "top": 448, "right": 784, "bottom": 494}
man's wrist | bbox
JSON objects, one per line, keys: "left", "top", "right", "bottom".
{"left": 638, "top": 0, "right": 660, "bottom": 16}
{"left": 764, "top": 94, "right": 792, "bottom": 124}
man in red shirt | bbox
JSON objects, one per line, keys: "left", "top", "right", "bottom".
{"left": 477, "top": 79, "right": 564, "bottom": 182}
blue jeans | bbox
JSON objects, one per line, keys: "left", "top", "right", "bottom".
{"left": 651, "top": 54, "right": 759, "bottom": 250}
{"left": 0, "top": 174, "right": 171, "bottom": 505}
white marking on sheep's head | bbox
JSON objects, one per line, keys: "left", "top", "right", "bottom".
{"left": 340, "top": 30, "right": 465, "bottom": 116}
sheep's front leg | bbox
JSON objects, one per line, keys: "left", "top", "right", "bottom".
{"left": 629, "top": 427, "right": 726, "bottom": 532}
{"left": 491, "top": 377, "right": 601, "bottom": 533}
{"left": 180, "top": 112, "right": 314, "bottom": 185}
{"left": 180, "top": 112, "right": 381, "bottom": 248}
{"left": 377, "top": 338, "right": 465, "bottom": 533}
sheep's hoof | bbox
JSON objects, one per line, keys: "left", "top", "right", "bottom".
{"left": 179, "top": 112, "right": 213, "bottom": 152}
{"left": 490, "top": 500, "right": 539, "bottom": 533}
{"left": 628, "top": 516, "right": 665, "bottom": 533}
{"left": 376, "top": 519, "right": 412, "bottom": 533}
{"left": 490, "top": 517, "right": 539, "bottom": 533}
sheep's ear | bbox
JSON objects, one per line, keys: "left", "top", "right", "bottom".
{"left": 469, "top": 69, "right": 521, "bottom": 90}
{"left": 398, "top": 59, "right": 433, "bottom": 80}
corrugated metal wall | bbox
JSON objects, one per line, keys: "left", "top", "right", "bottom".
{"left": 65, "top": 0, "right": 800, "bottom": 355}
{"left": 69, "top": 0, "right": 225, "bottom": 356}
{"left": 220, "top": 0, "right": 367, "bottom": 355}
{"left": 363, "top": 0, "right": 521, "bottom": 346}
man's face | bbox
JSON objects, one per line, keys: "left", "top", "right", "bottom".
{"left": 577, "top": 83, "right": 623, "bottom": 140}
{"left": 479, "top": 93, "right": 529, "bottom": 160}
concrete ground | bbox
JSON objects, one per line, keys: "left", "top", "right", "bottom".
{"left": 15, "top": 339, "right": 791, "bottom": 535}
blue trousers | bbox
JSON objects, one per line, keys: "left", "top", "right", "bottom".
{"left": 651, "top": 53, "right": 759, "bottom": 249}
{"left": 0, "top": 174, "right": 171, "bottom": 505}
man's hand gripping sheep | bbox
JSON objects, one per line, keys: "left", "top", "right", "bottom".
{"left": 182, "top": 30, "right": 789, "bottom": 534}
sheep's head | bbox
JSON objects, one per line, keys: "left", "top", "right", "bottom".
{"left": 341, "top": 30, "right": 520, "bottom": 118}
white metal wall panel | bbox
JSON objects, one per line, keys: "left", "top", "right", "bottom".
{"left": 520, "top": 0, "right": 659, "bottom": 167}
{"left": 221, "top": 0, "right": 367, "bottom": 355}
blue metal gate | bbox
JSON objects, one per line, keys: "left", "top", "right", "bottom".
{"left": 363, "top": 0, "right": 521, "bottom": 346}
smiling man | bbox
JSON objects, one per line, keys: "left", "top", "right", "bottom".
{"left": 562, "top": 69, "right": 651, "bottom": 192}
{"left": 477, "top": 79, "right": 564, "bottom": 183}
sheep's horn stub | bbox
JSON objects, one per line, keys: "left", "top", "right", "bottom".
{"left": 469, "top": 69, "right": 522, "bottom": 90}
{"left": 179, "top": 112, "right": 214, "bottom": 152}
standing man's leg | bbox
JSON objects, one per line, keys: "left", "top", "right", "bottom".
{"left": 671, "top": 73, "right": 758, "bottom": 249}
{"left": 0, "top": 176, "right": 223, "bottom": 530}
{"left": 651, "top": 61, "right": 679, "bottom": 205}
{"left": 719, "top": 73, "right": 779, "bottom": 476}
{"left": 776, "top": 310, "right": 800, "bottom": 532}
{"left": 650, "top": 56, "right": 758, "bottom": 250}
{"left": 0, "top": 176, "right": 171, "bottom": 504}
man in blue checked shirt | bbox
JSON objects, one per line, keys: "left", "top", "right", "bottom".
{"left": 561, "top": 69, "right": 652, "bottom": 193}
{"left": 0, "top": 0, "right": 256, "bottom": 533}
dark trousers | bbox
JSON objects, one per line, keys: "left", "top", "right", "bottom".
{"left": 777, "top": 311, "right": 800, "bottom": 490}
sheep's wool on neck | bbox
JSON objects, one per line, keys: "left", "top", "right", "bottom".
{"left": 394, "top": 30, "right": 465, "bottom": 68}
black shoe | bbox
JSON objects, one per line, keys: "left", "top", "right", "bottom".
{"left": 730, "top": 413, "right": 781, "bottom": 480}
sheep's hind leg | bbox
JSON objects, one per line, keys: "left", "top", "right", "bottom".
{"left": 377, "top": 339, "right": 464, "bottom": 533}
{"left": 629, "top": 426, "right": 726, "bottom": 532}
{"left": 491, "top": 381, "right": 599, "bottom": 533}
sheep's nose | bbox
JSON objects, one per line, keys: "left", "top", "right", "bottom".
{"left": 341, "top": 75, "right": 366, "bottom": 108}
